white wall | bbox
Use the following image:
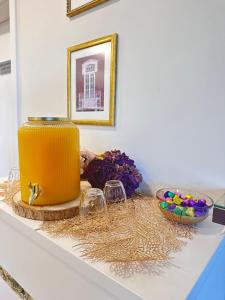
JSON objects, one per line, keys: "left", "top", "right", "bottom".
{"left": 0, "top": 17, "right": 18, "bottom": 177}
{"left": 0, "top": 0, "right": 9, "bottom": 24}
{"left": 0, "top": 0, "right": 18, "bottom": 177}
{"left": 0, "top": 21, "right": 10, "bottom": 59}
{"left": 16, "top": 0, "right": 225, "bottom": 193}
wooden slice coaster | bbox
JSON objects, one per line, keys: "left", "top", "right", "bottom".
{"left": 12, "top": 192, "right": 80, "bottom": 221}
{"left": 12, "top": 181, "right": 91, "bottom": 221}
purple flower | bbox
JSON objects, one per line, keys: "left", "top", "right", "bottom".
{"left": 84, "top": 159, "right": 116, "bottom": 190}
{"left": 115, "top": 171, "right": 139, "bottom": 197}
{"left": 85, "top": 150, "right": 143, "bottom": 198}
{"left": 103, "top": 150, "right": 135, "bottom": 167}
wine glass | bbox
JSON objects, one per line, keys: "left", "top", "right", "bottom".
{"left": 103, "top": 180, "right": 127, "bottom": 204}
{"left": 80, "top": 188, "right": 107, "bottom": 218}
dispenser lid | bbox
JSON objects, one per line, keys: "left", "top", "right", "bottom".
{"left": 28, "top": 117, "right": 70, "bottom": 122}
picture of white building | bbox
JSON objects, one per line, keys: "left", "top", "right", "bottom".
{"left": 77, "top": 58, "right": 104, "bottom": 111}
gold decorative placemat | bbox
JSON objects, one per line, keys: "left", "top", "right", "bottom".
{"left": 0, "top": 181, "right": 20, "bottom": 206}
{"left": 42, "top": 197, "right": 194, "bottom": 255}
{"left": 0, "top": 182, "right": 196, "bottom": 277}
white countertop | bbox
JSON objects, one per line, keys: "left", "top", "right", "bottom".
{"left": 0, "top": 181, "right": 224, "bottom": 300}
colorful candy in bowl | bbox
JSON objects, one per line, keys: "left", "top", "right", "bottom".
{"left": 156, "top": 188, "right": 214, "bottom": 224}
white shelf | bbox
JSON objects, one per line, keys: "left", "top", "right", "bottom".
{"left": 0, "top": 182, "right": 224, "bottom": 300}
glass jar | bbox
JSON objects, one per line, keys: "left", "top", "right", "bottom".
{"left": 18, "top": 117, "right": 80, "bottom": 206}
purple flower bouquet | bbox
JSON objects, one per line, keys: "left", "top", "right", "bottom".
{"left": 83, "top": 150, "right": 142, "bottom": 197}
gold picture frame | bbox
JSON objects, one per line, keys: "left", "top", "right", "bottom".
{"left": 67, "top": 34, "right": 117, "bottom": 126}
{"left": 67, "top": 0, "right": 109, "bottom": 17}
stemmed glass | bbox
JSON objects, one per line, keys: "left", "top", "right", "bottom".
{"left": 103, "top": 180, "right": 127, "bottom": 204}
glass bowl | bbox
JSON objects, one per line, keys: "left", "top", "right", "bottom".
{"left": 156, "top": 188, "right": 214, "bottom": 225}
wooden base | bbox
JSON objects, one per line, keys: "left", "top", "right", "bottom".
{"left": 12, "top": 181, "right": 91, "bottom": 221}
{"left": 12, "top": 192, "right": 80, "bottom": 221}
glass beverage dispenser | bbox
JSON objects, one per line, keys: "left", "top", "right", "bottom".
{"left": 18, "top": 117, "right": 80, "bottom": 206}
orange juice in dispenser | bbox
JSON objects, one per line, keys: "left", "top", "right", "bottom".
{"left": 18, "top": 117, "right": 80, "bottom": 206}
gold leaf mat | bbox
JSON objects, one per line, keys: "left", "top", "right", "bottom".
{"left": 0, "top": 181, "right": 20, "bottom": 206}
{"left": 0, "top": 182, "right": 196, "bottom": 277}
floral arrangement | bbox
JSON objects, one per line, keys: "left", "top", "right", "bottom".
{"left": 81, "top": 149, "right": 142, "bottom": 197}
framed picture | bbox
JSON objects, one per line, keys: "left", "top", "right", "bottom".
{"left": 67, "top": 34, "right": 117, "bottom": 126}
{"left": 67, "top": 0, "right": 109, "bottom": 17}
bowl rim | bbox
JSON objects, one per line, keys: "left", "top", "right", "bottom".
{"left": 156, "top": 187, "right": 214, "bottom": 209}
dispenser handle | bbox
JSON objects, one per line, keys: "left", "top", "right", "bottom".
{"left": 28, "top": 182, "right": 40, "bottom": 205}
